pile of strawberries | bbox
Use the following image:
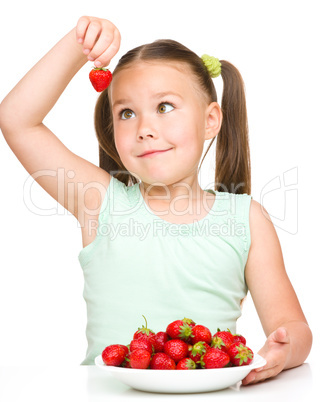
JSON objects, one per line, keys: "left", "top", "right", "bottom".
{"left": 101, "top": 316, "right": 254, "bottom": 370}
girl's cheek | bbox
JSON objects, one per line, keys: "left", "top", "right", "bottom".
{"left": 114, "top": 137, "right": 133, "bottom": 165}
{"left": 113, "top": 130, "right": 124, "bottom": 151}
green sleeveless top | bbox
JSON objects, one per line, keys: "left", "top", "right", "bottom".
{"left": 78, "top": 175, "right": 253, "bottom": 365}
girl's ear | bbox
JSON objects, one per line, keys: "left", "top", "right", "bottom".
{"left": 204, "top": 102, "right": 222, "bottom": 140}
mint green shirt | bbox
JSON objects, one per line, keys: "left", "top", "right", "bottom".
{"left": 78, "top": 176, "right": 252, "bottom": 365}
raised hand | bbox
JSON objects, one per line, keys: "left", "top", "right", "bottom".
{"left": 76, "top": 16, "right": 121, "bottom": 67}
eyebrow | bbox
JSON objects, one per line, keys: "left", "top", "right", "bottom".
{"left": 112, "top": 91, "right": 183, "bottom": 110}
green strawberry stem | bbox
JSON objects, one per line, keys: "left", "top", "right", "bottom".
{"left": 235, "top": 345, "right": 253, "bottom": 365}
{"left": 137, "top": 315, "right": 154, "bottom": 336}
{"left": 179, "top": 323, "right": 193, "bottom": 340}
{"left": 142, "top": 315, "right": 147, "bottom": 326}
{"left": 182, "top": 317, "right": 195, "bottom": 326}
{"left": 190, "top": 341, "right": 206, "bottom": 356}
{"left": 211, "top": 336, "right": 226, "bottom": 349}
{"left": 92, "top": 66, "right": 108, "bottom": 72}
{"left": 185, "top": 359, "right": 196, "bottom": 369}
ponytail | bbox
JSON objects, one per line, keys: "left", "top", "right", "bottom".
{"left": 215, "top": 60, "right": 251, "bottom": 195}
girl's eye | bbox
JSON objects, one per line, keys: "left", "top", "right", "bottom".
{"left": 120, "top": 109, "right": 135, "bottom": 120}
{"left": 119, "top": 102, "right": 174, "bottom": 120}
{"left": 158, "top": 102, "right": 174, "bottom": 114}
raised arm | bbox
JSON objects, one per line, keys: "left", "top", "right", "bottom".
{"left": 0, "top": 17, "right": 120, "bottom": 224}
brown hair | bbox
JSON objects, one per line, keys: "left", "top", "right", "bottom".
{"left": 94, "top": 39, "right": 251, "bottom": 194}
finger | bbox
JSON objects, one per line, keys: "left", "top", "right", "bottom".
{"left": 83, "top": 21, "right": 102, "bottom": 55}
{"left": 87, "top": 29, "right": 115, "bottom": 62}
{"left": 260, "top": 357, "right": 278, "bottom": 372}
{"left": 242, "top": 371, "right": 256, "bottom": 385}
{"left": 242, "top": 359, "right": 279, "bottom": 385}
{"left": 248, "top": 365, "right": 283, "bottom": 384}
{"left": 76, "top": 16, "right": 90, "bottom": 44}
{"left": 274, "top": 327, "right": 290, "bottom": 344}
{"left": 93, "top": 28, "right": 121, "bottom": 67}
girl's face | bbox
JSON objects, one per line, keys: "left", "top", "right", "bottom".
{"left": 110, "top": 61, "right": 216, "bottom": 187}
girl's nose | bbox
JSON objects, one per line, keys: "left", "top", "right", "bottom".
{"left": 136, "top": 116, "right": 159, "bottom": 140}
{"left": 137, "top": 132, "right": 155, "bottom": 140}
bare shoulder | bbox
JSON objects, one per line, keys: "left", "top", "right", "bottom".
{"left": 249, "top": 199, "right": 274, "bottom": 232}
{"left": 247, "top": 199, "right": 281, "bottom": 267}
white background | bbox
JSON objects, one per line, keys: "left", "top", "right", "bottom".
{"left": 0, "top": 0, "right": 320, "bottom": 367}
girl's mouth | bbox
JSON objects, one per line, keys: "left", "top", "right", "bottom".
{"left": 138, "top": 148, "right": 173, "bottom": 158}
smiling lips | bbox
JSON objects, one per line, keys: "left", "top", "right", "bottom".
{"left": 138, "top": 148, "right": 172, "bottom": 157}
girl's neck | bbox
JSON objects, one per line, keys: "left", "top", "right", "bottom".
{"left": 139, "top": 180, "right": 216, "bottom": 224}
{"left": 139, "top": 177, "right": 203, "bottom": 201}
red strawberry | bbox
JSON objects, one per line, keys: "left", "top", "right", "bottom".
{"left": 228, "top": 343, "right": 254, "bottom": 366}
{"left": 188, "top": 341, "right": 211, "bottom": 364}
{"left": 211, "top": 329, "right": 234, "bottom": 353}
{"left": 121, "top": 357, "right": 131, "bottom": 368}
{"left": 191, "top": 325, "right": 212, "bottom": 345}
{"left": 89, "top": 67, "right": 112, "bottom": 92}
{"left": 163, "top": 339, "right": 189, "bottom": 363}
{"left": 182, "top": 317, "right": 196, "bottom": 328}
{"left": 129, "top": 349, "right": 151, "bottom": 369}
{"left": 150, "top": 331, "right": 168, "bottom": 353}
{"left": 129, "top": 338, "right": 153, "bottom": 354}
{"left": 150, "top": 352, "right": 176, "bottom": 370}
{"left": 176, "top": 358, "right": 197, "bottom": 370}
{"left": 200, "top": 348, "right": 230, "bottom": 369}
{"left": 233, "top": 334, "right": 246, "bottom": 345}
{"left": 166, "top": 319, "right": 193, "bottom": 341}
{"left": 102, "top": 344, "right": 128, "bottom": 366}
{"left": 133, "top": 315, "right": 155, "bottom": 341}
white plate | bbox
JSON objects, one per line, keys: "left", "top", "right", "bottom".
{"left": 95, "top": 353, "right": 266, "bottom": 394}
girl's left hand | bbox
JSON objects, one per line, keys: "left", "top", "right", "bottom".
{"left": 242, "top": 327, "right": 291, "bottom": 385}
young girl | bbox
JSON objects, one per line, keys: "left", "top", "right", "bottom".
{"left": 0, "top": 16, "right": 312, "bottom": 385}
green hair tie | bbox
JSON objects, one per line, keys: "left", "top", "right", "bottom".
{"left": 201, "top": 54, "right": 221, "bottom": 78}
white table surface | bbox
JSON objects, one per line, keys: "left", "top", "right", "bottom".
{"left": 0, "top": 361, "right": 317, "bottom": 402}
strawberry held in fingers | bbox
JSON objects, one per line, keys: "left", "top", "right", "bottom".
{"left": 89, "top": 67, "right": 112, "bottom": 92}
